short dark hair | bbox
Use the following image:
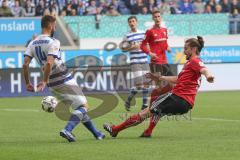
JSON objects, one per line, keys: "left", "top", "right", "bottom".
{"left": 41, "top": 15, "right": 56, "bottom": 29}
{"left": 152, "top": 10, "right": 161, "bottom": 15}
{"left": 128, "top": 16, "right": 137, "bottom": 22}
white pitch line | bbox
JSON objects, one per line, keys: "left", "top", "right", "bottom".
{"left": 0, "top": 108, "right": 40, "bottom": 112}
{"left": 193, "top": 117, "right": 240, "bottom": 123}
{"left": 0, "top": 109, "right": 239, "bottom": 123}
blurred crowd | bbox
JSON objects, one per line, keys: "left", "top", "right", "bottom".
{"left": 0, "top": 0, "right": 239, "bottom": 17}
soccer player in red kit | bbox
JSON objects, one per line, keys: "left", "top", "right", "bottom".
{"left": 104, "top": 36, "right": 214, "bottom": 138}
{"left": 141, "top": 10, "right": 174, "bottom": 136}
{"left": 141, "top": 10, "right": 171, "bottom": 67}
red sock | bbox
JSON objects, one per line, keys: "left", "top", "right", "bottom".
{"left": 144, "top": 114, "right": 160, "bottom": 136}
{"left": 112, "top": 114, "right": 143, "bottom": 133}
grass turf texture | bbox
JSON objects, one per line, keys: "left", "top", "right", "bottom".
{"left": 0, "top": 91, "right": 239, "bottom": 160}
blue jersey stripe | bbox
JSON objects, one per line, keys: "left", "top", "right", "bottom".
{"left": 48, "top": 54, "right": 61, "bottom": 60}
{"left": 127, "top": 33, "right": 145, "bottom": 38}
{"left": 24, "top": 54, "right": 33, "bottom": 59}
{"left": 129, "top": 38, "right": 143, "bottom": 43}
{"left": 130, "top": 56, "right": 148, "bottom": 60}
{"left": 47, "top": 75, "right": 73, "bottom": 87}
{"left": 49, "top": 69, "right": 68, "bottom": 79}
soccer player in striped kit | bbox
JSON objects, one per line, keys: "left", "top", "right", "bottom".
{"left": 104, "top": 36, "right": 214, "bottom": 138}
{"left": 120, "top": 16, "right": 150, "bottom": 111}
{"left": 23, "top": 15, "right": 105, "bottom": 142}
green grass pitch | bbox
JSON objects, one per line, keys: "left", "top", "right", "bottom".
{"left": 0, "top": 91, "right": 240, "bottom": 160}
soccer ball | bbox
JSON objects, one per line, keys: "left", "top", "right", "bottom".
{"left": 41, "top": 96, "right": 58, "bottom": 113}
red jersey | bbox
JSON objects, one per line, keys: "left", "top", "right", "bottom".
{"left": 172, "top": 57, "right": 206, "bottom": 106}
{"left": 140, "top": 27, "right": 169, "bottom": 64}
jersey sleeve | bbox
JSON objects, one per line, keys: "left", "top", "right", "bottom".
{"left": 47, "top": 40, "right": 60, "bottom": 58}
{"left": 190, "top": 58, "right": 206, "bottom": 73}
{"left": 140, "top": 29, "right": 151, "bottom": 54}
{"left": 24, "top": 42, "right": 33, "bottom": 58}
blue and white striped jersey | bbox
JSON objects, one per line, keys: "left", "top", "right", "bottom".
{"left": 24, "top": 35, "right": 72, "bottom": 88}
{"left": 123, "top": 29, "right": 147, "bottom": 65}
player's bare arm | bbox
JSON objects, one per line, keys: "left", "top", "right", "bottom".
{"left": 145, "top": 73, "right": 177, "bottom": 84}
{"left": 200, "top": 68, "right": 214, "bottom": 83}
{"left": 36, "top": 55, "right": 55, "bottom": 92}
{"left": 23, "top": 56, "right": 34, "bottom": 92}
{"left": 167, "top": 46, "right": 171, "bottom": 53}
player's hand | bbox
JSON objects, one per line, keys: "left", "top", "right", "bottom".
{"left": 36, "top": 81, "right": 47, "bottom": 92}
{"left": 26, "top": 83, "right": 34, "bottom": 92}
{"left": 206, "top": 75, "right": 214, "bottom": 83}
{"left": 145, "top": 73, "right": 161, "bottom": 82}
{"left": 167, "top": 46, "right": 171, "bottom": 53}
{"left": 149, "top": 52, "right": 158, "bottom": 59}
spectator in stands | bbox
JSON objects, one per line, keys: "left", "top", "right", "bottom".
{"left": 179, "top": 0, "right": 193, "bottom": 14}
{"left": 147, "top": 0, "right": 158, "bottom": 14}
{"left": 142, "top": 5, "right": 149, "bottom": 14}
{"left": 86, "top": 0, "right": 98, "bottom": 15}
{"left": 56, "top": 0, "right": 65, "bottom": 12}
{"left": 204, "top": 4, "right": 213, "bottom": 13}
{"left": 35, "top": 0, "right": 45, "bottom": 16}
{"left": 76, "top": 1, "right": 86, "bottom": 15}
{"left": 193, "top": 0, "right": 205, "bottom": 14}
{"left": 230, "top": 0, "right": 240, "bottom": 16}
{"left": 106, "top": 4, "right": 120, "bottom": 16}
{"left": 60, "top": 9, "right": 66, "bottom": 16}
{"left": 220, "top": 0, "right": 231, "bottom": 13}
{"left": 206, "top": 0, "right": 216, "bottom": 12}
{"left": 118, "top": 0, "right": 130, "bottom": 14}
{"left": 11, "top": 0, "right": 25, "bottom": 17}
{"left": 24, "top": 0, "right": 35, "bottom": 17}
{"left": 71, "top": 8, "right": 77, "bottom": 16}
{"left": 215, "top": 4, "right": 222, "bottom": 13}
{"left": 169, "top": 0, "right": 181, "bottom": 14}
{"left": 124, "top": 0, "right": 135, "bottom": 12}
{"left": 71, "top": 0, "right": 78, "bottom": 11}
{"left": 109, "top": 0, "right": 119, "bottom": 10}
{"left": 159, "top": 0, "right": 171, "bottom": 15}
{"left": 49, "top": 1, "right": 59, "bottom": 15}
{"left": 131, "top": 0, "right": 146, "bottom": 14}
{"left": 0, "top": 0, "right": 13, "bottom": 17}
{"left": 64, "top": 2, "right": 72, "bottom": 16}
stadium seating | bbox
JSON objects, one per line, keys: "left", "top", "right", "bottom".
{"left": 63, "top": 14, "right": 229, "bottom": 38}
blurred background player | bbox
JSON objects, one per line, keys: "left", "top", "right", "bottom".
{"left": 120, "top": 15, "right": 149, "bottom": 111}
{"left": 140, "top": 10, "right": 175, "bottom": 133}
{"left": 23, "top": 15, "right": 105, "bottom": 142}
{"left": 104, "top": 36, "right": 215, "bottom": 138}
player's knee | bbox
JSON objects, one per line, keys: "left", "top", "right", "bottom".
{"left": 72, "top": 106, "right": 87, "bottom": 120}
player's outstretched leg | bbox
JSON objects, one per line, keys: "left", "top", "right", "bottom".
{"left": 82, "top": 115, "right": 105, "bottom": 140}
{"left": 140, "top": 86, "right": 172, "bottom": 138}
{"left": 125, "top": 87, "right": 138, "bottom": 111}
{"left": 140, "top": 114, "right": 160, "bottom": 138}
{"left": 60, "top": 106, "right": 104, "bottom": 142}
{"left": 103, "top": 108, "right": 150, "bottom": 138}
{"left": 60, "top": 107, "right": 88, "bottom": 142}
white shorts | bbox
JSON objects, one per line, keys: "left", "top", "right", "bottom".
{"left": 49, "top": 79, "right": 87, "bottom": 110}
{"left": 130, "top": 63, "right": 150, "bottom": 86}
